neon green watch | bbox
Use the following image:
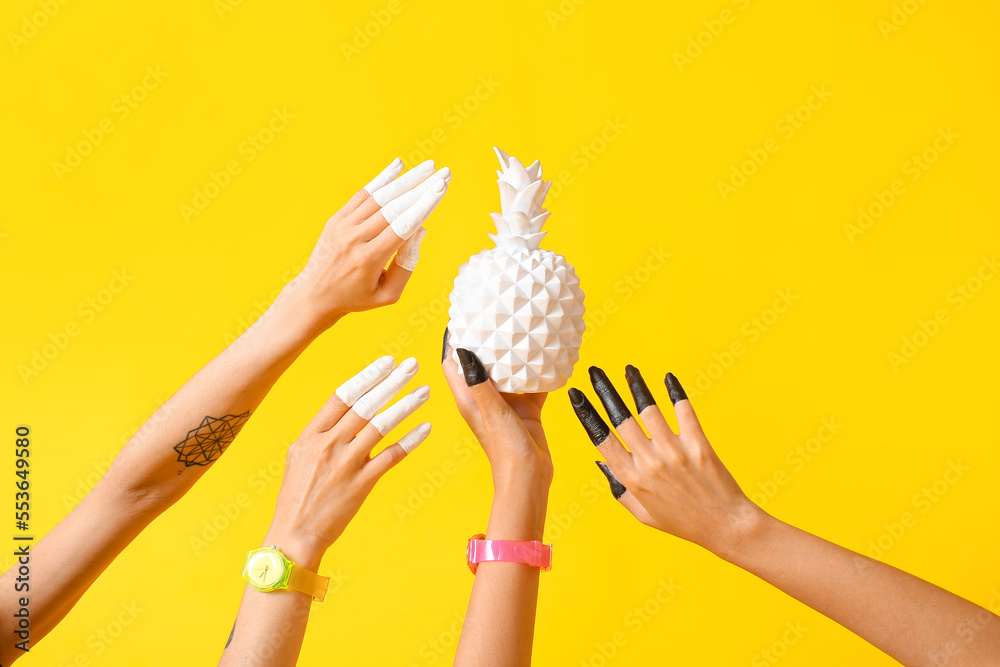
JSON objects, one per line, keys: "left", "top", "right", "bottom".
{"left": 242, "top": 546, "right": 329, "bottom": 602}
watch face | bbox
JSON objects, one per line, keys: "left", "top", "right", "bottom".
{"left": 246, "top": 549, "right": 287, "bottom": 590}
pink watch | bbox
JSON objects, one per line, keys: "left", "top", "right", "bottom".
{"left": 466, "top": 533, "right": 553, "bottom": 574}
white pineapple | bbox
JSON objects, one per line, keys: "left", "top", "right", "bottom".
{"left": 448, "top": 148, "right": 586, "bottom": 393}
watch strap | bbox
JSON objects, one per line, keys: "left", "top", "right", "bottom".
{"left": 287, "top": 562, "right": 330, "bottom": 602}
{"left": 467, "top": 534, "right": 552, "bottom": 574}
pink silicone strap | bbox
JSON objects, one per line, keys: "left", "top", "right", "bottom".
{"left": 467, "top": 535, "right": 552, "bottom": 574}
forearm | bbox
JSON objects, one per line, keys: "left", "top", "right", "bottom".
{"left": 0, "top": 284, "right": 327, "bottom": 663}
{"left": 720, "top": 512, "right": 1000, "bottom": 666}
{"left": 105, "top": 283, "right": 326, "bottom": 507}
{"left": 455, "top": 477, "right": 549, "bottom": 667}
{"left": 219, "top": 527, "right": 325, "bottom": 667}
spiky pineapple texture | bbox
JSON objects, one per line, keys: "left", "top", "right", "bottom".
{"left": 447, "top": 148, "right": 586, "bottom": 394}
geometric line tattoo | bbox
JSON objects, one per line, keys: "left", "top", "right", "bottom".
{"left": 173, "top": 411, "right": 250, "bottom": 467}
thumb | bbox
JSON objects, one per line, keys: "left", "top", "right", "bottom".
{"left": 595, "top": 461, "right": 657, "bottom": 526}
{"left": 455, "top": 348, "right": 512, "bottom": 425}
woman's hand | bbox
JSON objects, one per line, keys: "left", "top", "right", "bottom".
{"left": 290, "top": 158, "right": 451, "bottom": 331}
{"left": 267, "top": 355, "right": 432, "bottom": 566}
{"left": 441, "top": 328, "right": 552, "bottom": 495}
{"left": 568, "top": 365, "right": 763, "bottom": 557}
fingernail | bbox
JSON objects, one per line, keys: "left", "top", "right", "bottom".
{"left": 399, "top": 357, "right": 418, "bottom": 373}
{"left": 664, "top": 372, "right": 688, "bottom": 405}
{"left": 438, "top": 166, "right": 452, "bottom": 182}
{"left": 399, "top": 422, "right": 432, "bottom": 454}
{"left": 441, "top": 326, "right": 451, "bottom": 363}
{"left": 625, "top": 365, "right": 656, "bottom": 413}
{"left": 456, "top": 348, "right": 488, "bottom": 386}
{"left": 412, "top": 385, "right": 431, "bottom": 400}
{"left": 417, "top": 159, "right": 434, "bottom": 172}
{"left": 596, "top": 461, "right": 626, "bottom": 500}
{"left": 431, "top": 179, "right": 447, "bottom": 195}
{"left": 377, "top": 355, "right": 395, "bottom": 369}
{"left": 568, "top": 388, "right": 610, "bottom": 446}
{"left": 589, "top": 366, "right": 632, "bottom": 428}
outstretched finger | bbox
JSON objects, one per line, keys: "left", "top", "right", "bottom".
{"left": 313, "top": 355, "right": 395, "bottom": 431}
{"left": 352, "top": 385, "right": 430, "bottom": 455}
{"left": 568, "top": 387, "right": 634, "bottom": 474}
{"left": 454, "top": 348, "right": 516, "bottom": 427}
{"left": 352, "top": 159, "right": 434, "bottom": 222}
{"left": 624, "top": 364, "right": 677, "bottom": 443}
{"left": 367, "top": 167, "right": 450, "bottom": 238}
{"left": 337, "top": 357, "right": 419, "bottom": 437}
{"left": 665, "top": 373, "right": 704, "bottom": 437}
{"left": 342, "top": 158, "right": 403, "bottom": 217}
{"left": 589, "top": 366, "right": 651, "bottom": 454}
{"left": 366, "top": 422, "right": 432, "bottom": 478}
{"left": 370, "top": 178, "right": 448, "bottom": 257}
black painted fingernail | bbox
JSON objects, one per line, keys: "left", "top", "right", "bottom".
{"left": 589, "top": 366, "right": 632, "bottom": 428}
{"left": 664, "top": 372, "right": 688, "bottom": 405}
{"left": 568, "top": 388, "right": 610, "bottom": 446}
{"left": 625, "top": 365, "right": 656, "bottom": 414}
{"left": 596, "top": 461, "right": 626, "bottom": 500}
{"left": 456, "top": 348, "right": 488, "bottom": 386}
{"left": 441, "top": 326, "right": 451, "bottom": 363}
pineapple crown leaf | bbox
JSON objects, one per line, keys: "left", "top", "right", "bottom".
{"left": 491, "top": 147, "right": 552, "bottom": 250}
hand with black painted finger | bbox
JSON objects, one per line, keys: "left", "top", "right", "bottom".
{"left": 570, "top": 365, "right": 1000, "bottom": 667}
{"left": 221, "top": 356, "right": 432, "bottom": 667}
{"left": 568, "top": 366, "right": 759, "bottom": 554}
{"left": 290, "top": 158, "right": 451, "bottom": 331}
{"left": 442, "top": 328, "right": 551, "bottom": 667}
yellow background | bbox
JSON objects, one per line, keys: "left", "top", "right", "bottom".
{"left": 3, "top": 0, "right": 999, "bottom": 664}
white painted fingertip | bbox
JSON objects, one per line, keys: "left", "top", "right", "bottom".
{"left": 373, "top": 160, "right": 436, "bottom": 206}
{"left": 398, "top": 422, "right": 432, "bottom": 454}
{"left": 335, "top": 355, "right": 396, "bottom": 406}
{"left": 352, "top": 356, "right": 420, "bottom": 420}
{"left": 370, "top": 385, "right": 431, "bottom": 436}
{"left": 389, "top": 179, "right": 448, "bottom": 240}
{"left": 394, "top": 226, "right": 427, "bottom": 272}
{"left": 364, "top": 158, "right": 403, "bottom": 194}
{"left": 380, "top": 167, "right": 450, "bottom": 223}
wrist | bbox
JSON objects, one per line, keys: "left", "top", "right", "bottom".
{"left": 487, "top": 477, "right": 550, "bottom": 542}
{"left": 275, "top": 280, "right": 342, "bottom": 338}
{"left": 263, "top": 525, "right": 328, "bottom": 572}
{"left": 708, "top": 501, "right": 774, "bottom": 564}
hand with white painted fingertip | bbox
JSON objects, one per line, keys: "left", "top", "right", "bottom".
{"left": 288, "top": 158, "right": 449, "bottom": 330}
{"left": 266, "top": 355, "right": 431, "bottom": 561}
